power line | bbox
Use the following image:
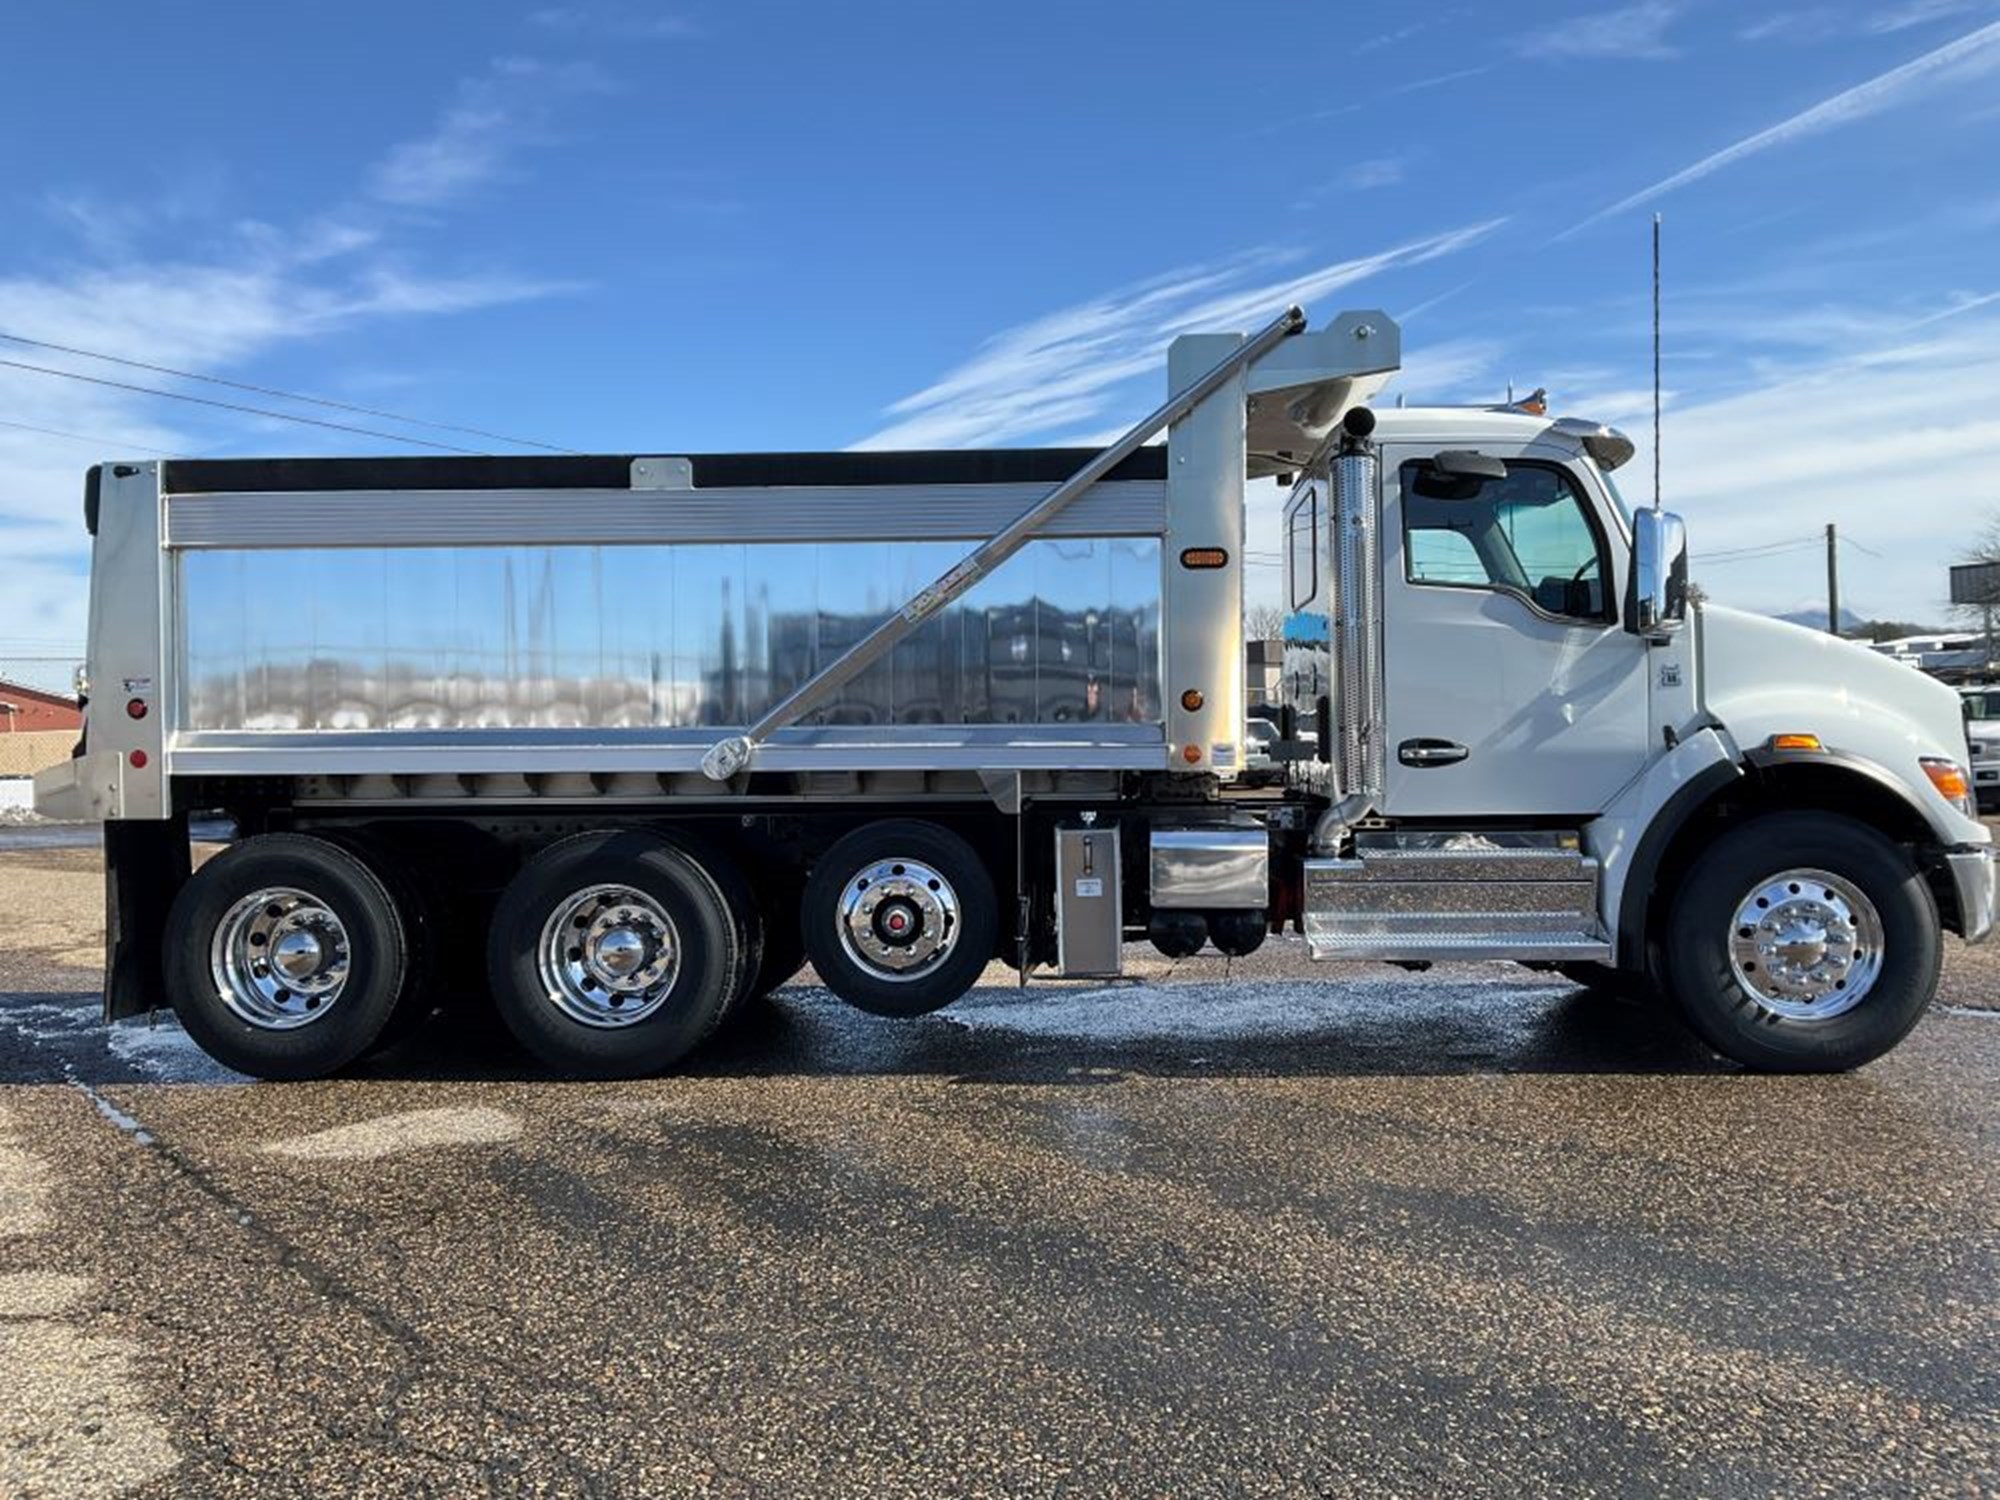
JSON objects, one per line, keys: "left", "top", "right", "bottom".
{"left": 1692, "top": 547, "right": 1821, "bottom": 568}
{"left": 0, "top": 416, "right": 180, "bottom": 457}
{"left": 1691, "top": 535, "right": 1821, "bottom": 563}
{"left": 0, "top": 357, "right": 483, "bottom": 453}
{"left": 0, "top": 328, "right": 580, "bottom": 454}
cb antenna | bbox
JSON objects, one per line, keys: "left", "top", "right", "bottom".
{"left": 1652, "top": 212, "right": 1663, "bottom": 512}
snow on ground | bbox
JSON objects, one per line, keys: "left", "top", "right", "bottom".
{"left": 103, "top": 1012, "right": 248, "bottom": 1084}
{"left": 0, "top": 993, "right": 247, "bottom": 1086}
{"left": 0, "top": 780, "right": 35, "bottom": 819}
{"left": 940, "top": 944, "right": 1575, "bottom": 1047}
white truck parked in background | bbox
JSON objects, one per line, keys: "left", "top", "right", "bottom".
{"left": 1958, "top": 686, "right": 2000, "bottom": 812}
{"left": 38, "top": 305, "right": 1995, "bottom": 1079}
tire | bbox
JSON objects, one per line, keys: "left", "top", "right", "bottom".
{"left": 486, "top": 830, "right": 745, "bottom": 1078}
{"left": 162, "top": 833, "right": 410, "bottom": 1080}
{"left": 316, "top": 830, "right": 439, "bottom": 1055}
{"left": 752, "top": 910, "right": 807, "bottom": 1000}
{"left": 655, "top": 831, "right": 765, "bottom": 1023}
{"left": 1661, "top": 812, "right": 1940, "bottom": 1072}
{"left": 800, "top": 820, "right": 997, "bottom": 1017}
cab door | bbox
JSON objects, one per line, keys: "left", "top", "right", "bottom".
{"left": 1378, "top": 442, "right": 1649, "bottom": 818}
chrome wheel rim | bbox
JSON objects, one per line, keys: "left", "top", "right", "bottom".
{"left": 835, "top": 858, "right": 959, "bottom": 983}
{"left": 210, "top": 887, "right": 353, "bottom": 1030}
{"left": 537, "top": 884, "right": 681, "bottom": 1028}
{"left": 1728, "top": 867, "right": 1884, "bottom": 1021}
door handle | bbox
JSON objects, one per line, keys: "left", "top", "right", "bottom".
{"left": 1398, "top": 738, "right": 1469, "bottom": 767}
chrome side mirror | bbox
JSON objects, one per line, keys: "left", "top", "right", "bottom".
{"left": 1627, "top": 508, "right": 1688, "bottom": 642}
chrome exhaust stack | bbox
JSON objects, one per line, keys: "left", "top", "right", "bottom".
{"left": 1312, "top": 409, "right": 1384, "bottom": 855}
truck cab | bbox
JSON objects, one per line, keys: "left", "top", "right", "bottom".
{"left": 1279, "top": 400, "right": 1992, "bottom": 1070}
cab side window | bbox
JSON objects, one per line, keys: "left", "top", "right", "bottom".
{"left": 1401, "top": 461, "right": 1610, "bottom": 622}
{"left": 1287, "top": 485, "right": 1319, "bottom": 610}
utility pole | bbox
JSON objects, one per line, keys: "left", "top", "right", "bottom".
{"left": 1826, "top": 523, "right": 1840, "bottom": 636}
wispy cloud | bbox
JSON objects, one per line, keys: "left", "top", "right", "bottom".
{"left": 853, "top": 220, "right": 1506, "bottom": 450}
{"left": 527, "top": 5, "right": 700, "bottom": 40}
{"left": 1386, "top": 66, "right": 1491, "bottom": 96}
{"left": 1745, "top": 1, "right": 1997, "bottom": 40}
{"left": 1357, "top": 19, "right": 1432, "bottom": 52}
{"left": 1292, "top": 157, "right": 1411, "bottom": 211}
{"left": 369, "top": 56, "right": 608, "bottom": 208}
{"left": 1557, "top": 19, "right": 2000, "bottom": 238}
{"left": 1518, "top": 1, "right": 1683, "bottom": 59}
{"left": 1871, "top": 0, "right": 1997, "bottom": 33}
{"left": 1636, "top": 309, "right": 2000, "bottom": 617}
{"left": 1337, "top": 157, "right": 1408, "bottom": 191}
{"left": 0, "top": 59, "right": 606, "bottom": 646}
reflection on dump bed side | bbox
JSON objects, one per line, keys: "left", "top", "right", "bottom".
{"left": 179, "top": 539, "right": 1163, "bottom": 732}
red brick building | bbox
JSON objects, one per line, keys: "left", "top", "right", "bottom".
{"left": 0, "top": 679, "right": 82, "bottom": 733}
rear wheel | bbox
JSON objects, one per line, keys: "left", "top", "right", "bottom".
{"left": 801, "top": 820, "right": 996, "bottom": 1017}
{"left": 487, "top": 831, "right": 744, "bottom": 1078}
{"left": 163, "top": 833, "right": 410, "bottom": 1080}
{"left": 1661, "top": 812, "right": 1939, "bottom": 1072}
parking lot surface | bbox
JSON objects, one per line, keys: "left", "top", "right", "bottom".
{"left": 2, "top": 836, "right": 1996, "bottom": 1498}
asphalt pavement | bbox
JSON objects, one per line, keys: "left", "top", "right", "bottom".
{"left": 1, "top": 841, "right": 1996, "bottom": 1498}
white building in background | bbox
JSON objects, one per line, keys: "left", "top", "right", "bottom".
{"left": 1870, "top": 633, "right": 1989, "bottom": 680}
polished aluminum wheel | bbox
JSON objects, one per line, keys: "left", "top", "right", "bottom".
{"left": 537, "top": 884, "right": 681, "bottom": 1028}
{"left": 835, "top": 857, "right": 959, "bottom": 983}
{"left": 209, "top": 887, "right": 353, "bottom": 1030}
{"left": 1728, "top": 867, "right": 1885, "bottom": 1021}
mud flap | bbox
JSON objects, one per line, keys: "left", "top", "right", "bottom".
{"left": 103, "top": 815, "right": 191, "bottom": 1022}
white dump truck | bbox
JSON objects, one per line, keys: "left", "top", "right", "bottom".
{"left": 38, "top": 305, "right": 1994, "bottom": 1078}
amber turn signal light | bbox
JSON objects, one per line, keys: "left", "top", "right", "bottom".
{"left": 1767, "top": 733, "right": 1824, "bottom": 752}
{"left": 1179, "top": 547, "right": 1228, "bottom": 569}
{"left": 1180, "top": 689, "right": 1204, "bottom": 712}
{"left": 1920, "top": 757, "right": 1971, "bottom": 804}
{"left": 1182, "top": 744, "right": 1204, "bottom": 764}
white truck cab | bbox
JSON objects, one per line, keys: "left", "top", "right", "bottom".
{"left": 1281, "top": 397, "right": 1991, "bottom": 1070}
{"left": 42, "top": 304, "right": 1995, "bottom": 1081}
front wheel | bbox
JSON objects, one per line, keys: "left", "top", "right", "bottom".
{"left": 1661, "top": 812, "right": 1940, "bottom": 1072}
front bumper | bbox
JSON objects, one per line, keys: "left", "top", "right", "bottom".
{"left": 1944, "top": 847, "right": 1998, "bottom": 944}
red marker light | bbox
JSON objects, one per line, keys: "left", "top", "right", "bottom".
{"left": 126, "top": 697, "right": 148, "bottom": 719}
{"left": 129, "top": 750, "right": 149, "bottom": 769}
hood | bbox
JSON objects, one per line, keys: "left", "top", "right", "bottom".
{"left": 1699, "top": 603, "right": 1978, "bottom": 828}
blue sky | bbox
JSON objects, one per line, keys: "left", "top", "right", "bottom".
{"left": 4, "top": 0, "right": 2000, "bottom": 664}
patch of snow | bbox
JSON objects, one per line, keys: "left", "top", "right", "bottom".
{"left": 69, "top": 1078, "right": 154, "bottom": 1146}
{"left": 944, "top": 965, "right": 1575, "bottom": 1045}
{"left": 105, "top": 1017, "right": 248, "bottom": 1085}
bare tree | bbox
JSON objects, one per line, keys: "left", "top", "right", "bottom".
{"left": 1952, "top": 510, "right": 2000, "bottom": 634}
{"left": 1244, "top": 602, "right": 1286, "bottom": 642}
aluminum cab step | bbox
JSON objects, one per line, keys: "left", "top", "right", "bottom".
{"left": 1304, "top": 830, "right": 1610, "bottom": 962}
